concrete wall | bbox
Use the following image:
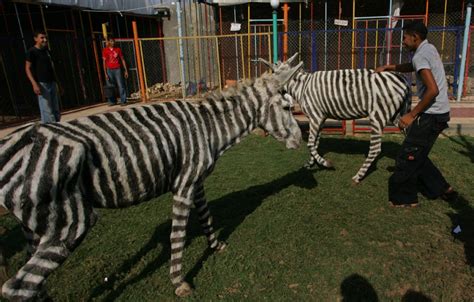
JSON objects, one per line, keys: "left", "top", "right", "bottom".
{"left": 162, "top": 3, "right": 218, "bottom": 92}
{"left": 162, "top": 4, "right": 182, "bottom": 84}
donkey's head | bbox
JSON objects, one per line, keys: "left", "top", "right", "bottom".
{"left": 254, "top": 59, "right": 303, "bottom": 149}
{"left": 258, "top": 53, "right": 303, "bottom": 94}
{"left": 263, "top": 92, "right": 302, "bottom": 149}
{"left": 258, "top": 53, "right": 300, "bottom": 74}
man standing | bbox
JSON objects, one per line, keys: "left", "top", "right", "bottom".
{"left": 25, "top": 30, "right": 61, "bottom": 123}
{"left": 102, "top": 37, "right": 128, "bottom": 106}
{"left": 376, "top": 21, "right": 456, "bottom": 207}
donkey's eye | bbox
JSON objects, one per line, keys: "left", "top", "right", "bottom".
{"left": 282, "top": 105, "right": 292, "bottom": 111}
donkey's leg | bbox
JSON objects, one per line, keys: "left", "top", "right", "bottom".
{"left": 193, "top": 184, "right": 226, "bottom": 251}
{"left": 2, "top": 241, "right": 70, "bottom": 301}
{"left": 305, "top": 118, "right": 333, "bottom": 169}
{"left": 0, "top": 227, "right": 36, "bottom": 286}
{"left": 352, "top": 119, "right": 383, "bottom": 183}
{"left": 2, "top": 192, "right": 95, "bottom": 301}
{"left": 170, "top": 194, "right": 193, "bottom": 297}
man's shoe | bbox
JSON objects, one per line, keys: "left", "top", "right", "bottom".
{"left": 389, "top": 201, "right": 419, "bottom": 208}
{"left": 441, "top": 188, "right": 459, "bottom": 203}
{"left": 120, "top": 102, "right": 127, "bottom": 106}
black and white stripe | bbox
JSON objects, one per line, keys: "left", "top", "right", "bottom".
{"left": 0, "top": 61, "right": 303, "bottom": 300}
{"left": 262, "top": 54, "right": 410, "bottom": 183}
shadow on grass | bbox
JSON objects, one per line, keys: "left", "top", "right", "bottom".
{"left": 0, "top": 224, "right": 25, "bottom": 285}
{"left": 441, "top": 127, "right": 474, "bottom": 163}
{"left": 401, "top": 289, "right": 432, "bottom": 302}
{"left": 299, "top": 134, "right": 402, "bottom": 180}
{"left": 446, "top": 194, "right": 474, "bottom": 267}
{"left": 340, "top": 274, "right": 432, "bottom": 302}
{"left": 340, "top": 273, "right": 379, "bottom": 302}
{"left": 88, "top": 167, "right": 317, "bottom": 301}
{"left": 0, "top": 224, "right": 25, "bottom": 260}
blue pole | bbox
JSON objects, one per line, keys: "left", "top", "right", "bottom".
{"left": 453, "top": 28, "right": 462, "bottom": 97}
{"left": 273, "top": 9, "right": 278, "bottom": 63}
{"left": 457, "top": 2, "right": 473, "bottom": 102}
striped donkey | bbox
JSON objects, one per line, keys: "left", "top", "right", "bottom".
{"left": 0, "top": 60, "right": 303, "bottom": 300}
{"left": 260, "top": 54, "right": 411, "bottom": 183}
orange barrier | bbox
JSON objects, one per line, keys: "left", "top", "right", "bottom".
{"left": 352, "top": 120, "right": 400, "bottom": 134}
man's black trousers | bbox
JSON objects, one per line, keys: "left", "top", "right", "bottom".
{"left": 389, "top": 112, "right": 450, "bottom": 204}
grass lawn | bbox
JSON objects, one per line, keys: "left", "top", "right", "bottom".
{"left": 1, "top": 133, "right": 473, "bottom": 301}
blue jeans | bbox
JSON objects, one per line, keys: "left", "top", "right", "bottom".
{"left": 38, "top": 82, "right": 60, "bottom": 123}
{"left": 107, "top": 68, "right": 127, "bottom": 104}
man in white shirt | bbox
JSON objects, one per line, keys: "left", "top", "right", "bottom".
{"left": 376, "top": 21, "right": 456, "bottom": 207}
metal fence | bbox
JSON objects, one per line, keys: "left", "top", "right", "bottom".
{"left": 0, "top": 24, "right": 471, "bottom": 127}
{"left": 126, "top": 25, "right": 467, "bottom": 101}
{"left": 130, "top": 32, "right": 274, "bottom": 100}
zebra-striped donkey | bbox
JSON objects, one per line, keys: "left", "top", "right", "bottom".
{"left": 0, "top": 60, "right": 303, "bottom": 301}
{"left": 260, "top": 54, "right": 411, "bottom": 183}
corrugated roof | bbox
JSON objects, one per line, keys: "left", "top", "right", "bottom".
{"left": 37, "top": 0, "right": 307, "bottom": 14}
{"left": 37, "top": 0, "right": 170, "bottom": 15}
{"left": 207, "top": 0, "right": 305, "bottom": 6}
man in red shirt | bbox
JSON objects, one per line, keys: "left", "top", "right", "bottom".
{"left": 102, "top": 37, "right": 129, "bottom": 105}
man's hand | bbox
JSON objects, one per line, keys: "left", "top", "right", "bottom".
{"left": 375, "top": 65, "right": 389, "bottom": 73}
{"left": 398, "top": 112, "right": 416, "bottom": 129}
{"left": 33, "top": 83, "right": 41, "bottom": 95}
{"left": 105, "top": 74, "right": 109, "bottom": 81}
{"left": 124, "top": 71, "right": 129, "bottom": 79}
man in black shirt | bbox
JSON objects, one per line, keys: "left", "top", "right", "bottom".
{"left": 25, "top": 30, "right": 61, "bottom": 123}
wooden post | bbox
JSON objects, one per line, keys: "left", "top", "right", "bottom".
{"left": 132, "top": 21, "right": 147, "bottom": 102}
{"left": 89, "top": 12, "right": 105, "bottom": 102}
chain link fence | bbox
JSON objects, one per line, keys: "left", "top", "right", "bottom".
{"left": 128, "top": 32, "right": 274, "bottom": 100}
{"left": 2, "top": 6, "right": 471, "bottom": 128}
{"left": 125, "top": 21, "right": 469, "bottom": 102}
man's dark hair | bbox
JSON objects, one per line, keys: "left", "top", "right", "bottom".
{"left": 33, "top": 30, "right": 46, "bottom": 38}
{"left": 403, "top": 21, "right": 428, "bottom": 40}
{"left": 107, "top": 36, "right": 115, "bottom": 41}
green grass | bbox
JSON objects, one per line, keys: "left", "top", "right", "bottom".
{"left": 1, "top": 134, "right": 473, "bottom": 301}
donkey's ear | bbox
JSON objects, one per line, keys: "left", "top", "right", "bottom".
{"left": 286, "top": 53, "right": 299, "bottom": 65}
{"left": 276, "top": 61, "right": 304, "bottom": 86}
{"left": 258, "top": 58, "right": 275, "bottom": 71}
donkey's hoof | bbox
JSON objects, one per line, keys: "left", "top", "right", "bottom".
{"left": 214, "top": 242, "right": 227, "bottom": 253}
{"left": 175, "top": 282, "right": 192, "bottom": 297}
{"left": 324, "top": 159, "right": 334, "bottom": 169}
{"left": 351, "top": 177, "right": 360, "bottom": 186}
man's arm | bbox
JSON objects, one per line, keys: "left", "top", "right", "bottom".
{"left": 120, "top": 53, "right": 128, "bottom": 79}
{"left": 102, "top": 57, "right": 109, "bottom": 81}
{"left": 375, "top": 63, "right": 414, "bottom": 73}
{"left": 399, "top": 68, "right": 439, "bottom": 128}
{"left": 25, "top": 61, "right": 41, "bottom": 95}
